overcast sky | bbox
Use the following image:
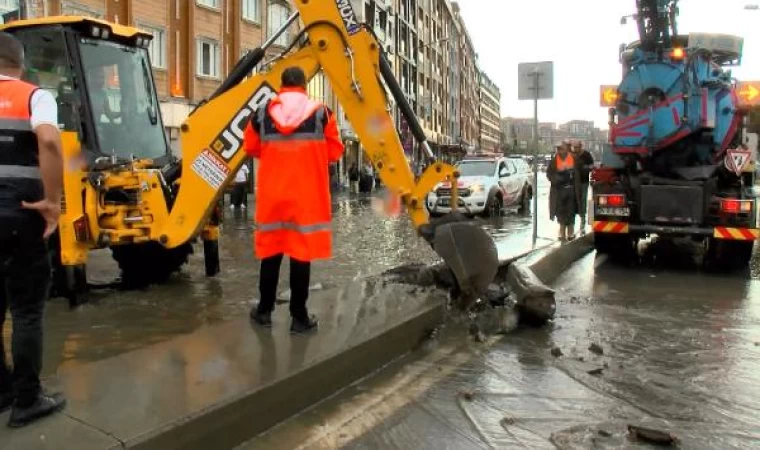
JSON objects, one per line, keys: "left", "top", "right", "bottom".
{"left": 455, "top": 0, "right": 759, "bottom": 129}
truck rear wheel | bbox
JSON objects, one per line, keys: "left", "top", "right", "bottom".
{"left": 705, "top": 239, "right": 754, "bottom": 271}
{"left": 112, "top": 242, "right": 194, "bottom": 288}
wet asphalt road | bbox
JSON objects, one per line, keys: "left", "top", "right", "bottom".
{"left": 246, "top": 239, "right": 760, "bottom": 449}
{"left": 10, "top": 180, "right": 555, "bottom": 376}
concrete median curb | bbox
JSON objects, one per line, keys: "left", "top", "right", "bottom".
{"left": 528, "top": 233, "right": 595, "bottom": 285}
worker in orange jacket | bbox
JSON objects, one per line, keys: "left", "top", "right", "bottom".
{"left": 243, "top": 67, "right": 345, "bottom": 333}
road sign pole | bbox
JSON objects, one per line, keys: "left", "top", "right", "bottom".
{"left": 532, "top": 70, "right": 539, "bottom": 247}
{"left": 518, "top": 61, "right": 553, "bottom": 248}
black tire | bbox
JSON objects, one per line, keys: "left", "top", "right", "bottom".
{"left": 203, "top": 239, "right": 220, "bottom": 277}
{"left": 482, "top": 193, "right": 503, "bottom": 218}
{"left": 111, "top": 241, "right": 194, "bottom": 288}
{"left": 705, "top": 238, "right": 754, "bottom": 271}
{"left": 48, "top": 232, "right": 88, "bottom": 306}
{"left": 517, "top": 185, "right": 531, "bottom": 216}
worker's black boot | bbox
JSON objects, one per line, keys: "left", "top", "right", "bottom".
{"left": 0, "top": 391, "right": 13, "bottom": 413}
{"left": 8, "top": 392, "right": 66, "bottom": 428}
{"left": 290, "top": 315, "right": 318, "bottom": 334}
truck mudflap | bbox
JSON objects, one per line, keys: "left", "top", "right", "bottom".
{"left": 713, "top": 227, "right": 760, "bottom": 240}
{"left": 592, "top": 221, "right": 630, "bottom": 234}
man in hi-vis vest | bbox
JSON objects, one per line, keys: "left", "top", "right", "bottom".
{"left": 244, "top": 67, "right": 345, "bottom": 333}
{"left": 0, "top": 32, "right": 66, "bottom": 428}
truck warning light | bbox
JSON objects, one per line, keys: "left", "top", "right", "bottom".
{"left": 737, "top": 81, "right": 760, "bottom": 107}
{"left": 600, "top": 85, "right": 619, "bottom": 107}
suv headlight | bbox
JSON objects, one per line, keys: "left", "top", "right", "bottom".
{"left": 469, "top": 184, "right": 485, "bottom": 193}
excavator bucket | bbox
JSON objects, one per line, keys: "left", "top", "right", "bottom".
{"left": 420, "top": 212, "right": 499, "bottom": 307}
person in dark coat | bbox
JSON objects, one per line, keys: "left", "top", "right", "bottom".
{"left": 572, "top": 141, "right": 594, "bottom": 233}
{"left": 547, "top": 142, "right": 580, "bottom": 241}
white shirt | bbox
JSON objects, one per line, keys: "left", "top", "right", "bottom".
{"left": 235, "top": 164, "right": 250, "bottom": 183}
{"left": 0, "top": 74, "right": 58, "bottom": 129}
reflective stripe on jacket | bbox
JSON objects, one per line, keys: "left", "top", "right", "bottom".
{"left": 243, "top": 87, "right": 345, "bottom": 261}
{"left": 0, "top": 79, "right": 44, "bottom": 232}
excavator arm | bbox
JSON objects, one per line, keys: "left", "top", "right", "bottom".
{"left": 161, "top": 1, "right": 498, "bottom": 302}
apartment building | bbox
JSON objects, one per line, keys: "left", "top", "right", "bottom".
{"left": 452, "top": 2, "right": 478, "bottom": 151}
{"left": 502, "top": 117, "right": 608, "bottom": 156}
{"left": 479, "top": 70, "right": 500, "bottom": 152}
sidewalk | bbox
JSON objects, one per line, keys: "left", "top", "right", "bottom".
{"left": 0, "top": 279, "right": 447, "bottom": 450}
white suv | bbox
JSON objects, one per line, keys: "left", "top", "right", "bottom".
{"left": 427, "top": 156, "right": 534, "bottom": 217}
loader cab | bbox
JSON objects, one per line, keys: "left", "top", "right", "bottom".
{"left": 0, "top": 17, "right": 171, "bottom": 166}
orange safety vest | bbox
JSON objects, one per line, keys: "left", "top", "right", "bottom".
{"left": 0, "top": 78, "right": 44, "bottom": 233}
{"left": 556, "top": 152, "right": 575, "bottom": 172}
{"left": 244, "top": 88, "right": 345, "bottom": 262}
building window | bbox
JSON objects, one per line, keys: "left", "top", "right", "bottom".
{"left": 242, "top": 0, "right": 260, "bottom": 22}
{"left": 268, "top": 2, "right": 290, "bottom": 47}
{"left": 196, "top": 39, "right": 220, "bottom": 78}
{"left": 139, "top": 25, "right": 166, "bottom": 69}
{"left": 197, "top": 0, "right": 220, "bottom": 9}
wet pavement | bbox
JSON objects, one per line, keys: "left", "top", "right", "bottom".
{"left": 5, "top": 179, "right": 558, "bottom": 378}
{"left": 244, "top": 238, "right": 760, "bottom": 449}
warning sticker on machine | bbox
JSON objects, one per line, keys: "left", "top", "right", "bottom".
{"left": 192, "top": 149, "right": 229, "bottom": 189}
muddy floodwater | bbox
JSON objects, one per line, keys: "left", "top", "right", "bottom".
{"left": 244, "top": 238, "right": 760, "bottom": 450}
{"left": 11, "top": 183, "right": 555, "bottom": 376}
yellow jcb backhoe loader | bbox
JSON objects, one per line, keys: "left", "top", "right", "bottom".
{"left": 0, "top": 0, "right": 499, "bottom": 307}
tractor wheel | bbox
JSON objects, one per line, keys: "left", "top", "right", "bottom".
{"left": 111, "top": 241, "right": 194, "bottom": 288}
{"left": 48, "top": 231, "right": 88, "bottom": 307}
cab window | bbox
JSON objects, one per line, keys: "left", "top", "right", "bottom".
{"left": 13, "top": 27, "right": 79, "bottom": 132}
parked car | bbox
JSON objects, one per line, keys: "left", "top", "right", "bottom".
{"left": 427, "top": 156, "right": 534, "bottom": 217}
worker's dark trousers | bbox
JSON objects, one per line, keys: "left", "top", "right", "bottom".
{"left": 258, "top": 254, "right": 310, "bottom": 321}
{"left": 0, "top": 229, "right": 50, "bottom": 407}
{"left": 231, "top": 183, "right": 247, "bottom": 207}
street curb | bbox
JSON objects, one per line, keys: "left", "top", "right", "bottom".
{"left": 528, "top": 233, "right": 594, "bottom": 285}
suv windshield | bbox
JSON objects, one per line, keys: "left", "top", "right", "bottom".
{"left": 457, "top": 161, "right": 496, "bottom": 177}
{"left": 79, "top": 38, "right": 167, "bottom": 161}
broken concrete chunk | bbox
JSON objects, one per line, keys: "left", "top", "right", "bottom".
{"left": 500, "top": 417, "right": 515, "bottom": 427}
{"left": 627, "top": 425, "right": 678, "bottom": 446}
{"left": 506, "top": 263, "right": 556, "bottom": 325}
{"left": 460, "top": 390, "right": 475, "bottom": 401}
{"left": 551, "top": 347, "right": 563, "bottom": 357}
{"left": 589, "top": 343, "right": 604, "bottom": 355}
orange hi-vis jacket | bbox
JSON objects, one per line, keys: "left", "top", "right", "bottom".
{"left": 555, "top": 152, "right": 575, "bottom": 172}
{"left": 243, "top": 87, "right": 345, "bottom": 261}
{"left": 0, "top": 79, "right": 45, "bottom": 233}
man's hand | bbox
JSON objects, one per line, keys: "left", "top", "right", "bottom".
{"left": 22, "top": 198, "right": 61, "bottom": 239}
